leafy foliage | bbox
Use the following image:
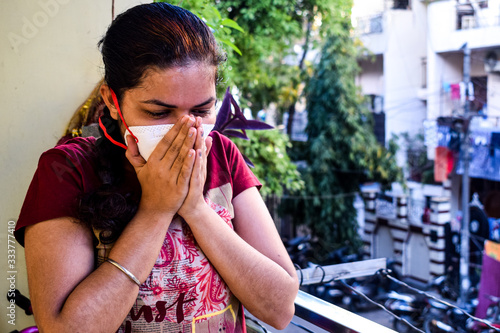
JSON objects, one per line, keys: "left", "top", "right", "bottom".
{"left": 287, "top": 1, "right": 403, "bottom": 257}
{"left": 211, "top": 0, "right": 338, "bottom": 115}
{"left": 212, "top": 87, "right": 304, "bottom": 198}
{"left": 232, "top": 129, "right": 305, "bottom": 199}
{"left": 396, "top": 131, "right": 435, "bottom": 184}
{"left": 213, "top": 88, "right": 273, "bottom": 144}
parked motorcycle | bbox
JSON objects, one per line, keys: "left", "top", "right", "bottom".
{"left": 340, "top": 260, "right": 399, "bottom": 313}
{"left": 422, "top": 278, "right": 478, "bottom": 333}
{"left": 384, "top": 290, "right": 429, "bottom": 332}
{"left": 422, "top": 299, "right": 472, "bottom": 333}
{"left": 467, "top": 294, "right": 500, "bottom": 333}
{"left": 283, "top": 235, "right": 314, "bottom": 269}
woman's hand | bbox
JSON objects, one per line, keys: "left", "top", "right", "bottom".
{"left": 125, "top": 115, "right": 198, "bottom": 215}
{"left": 178, "top": 117, "right": 213, "bottom": 220}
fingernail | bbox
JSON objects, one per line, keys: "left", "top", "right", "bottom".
{"left": 199, "top": 150, "right": 202, "bottom": 157}
{"left": 188, "top": 151, "right": 193, "bottom": 157}
{"left": 188, "top": 128, "right": 194, "bottom": 137}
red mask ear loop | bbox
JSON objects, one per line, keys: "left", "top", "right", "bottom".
{"left": 109, "top": 89, "right": 139, "bottom": 144}
{"left": 98, "top": 116, "right": 127, "bottom": 150}
{"left": 98, "top": 89, "right": 140, "bottom": 150}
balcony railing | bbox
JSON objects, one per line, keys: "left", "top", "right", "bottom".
{"left": 294, "top": 290, "right": 396, "bottom": 333}
{"left": 293, "top": 258, "right": 396, "bottom": 332}
{"left": 355, "top": 14, "right": 383, "bottom": 35}
{"left": 457, "top": 15, "right": 500, "bottom": 30}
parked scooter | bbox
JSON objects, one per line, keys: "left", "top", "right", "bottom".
{"left": 340, "top": 260, "right": 399, "bottom": 313}
{"left": 283, "top": 235, "right": 314, "bottom": 269}
{"left": 467, "top": 294, "right": 500, "bottom": 332}
{"left": 422, "top": 300, "right": 472, "bottom": 333}
{"left": 384, "top": 290, "right": 429, "bottom": 332}
{"left": 422, "top": 277, "right": 478, "bottom": 333}
{"left": 308, "top": 246, "right": 363, "bottom": 305}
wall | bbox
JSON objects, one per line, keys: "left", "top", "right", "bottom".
{"left": 383, "top": 2, "right": 427, "bottom": 170}
{"left": 0, "top": 1, "right": 149, "bottom": 331}
{"left": 427, "top": 52, "right": 463, "bottom": 120}
{"left": 354, "top": 0, "right": 387, "bottom": 56}
{"left": 488, "top": 73, "right": 500, "bottom": 119}
{"left": 355, "top": 0, "right": 428, "bottom": 170}
{"left": 428, "top": 0, "right": 500, "bottom": 53}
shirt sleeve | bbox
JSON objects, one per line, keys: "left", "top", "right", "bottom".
{"left": 225, "top": 135, "right": 262, "bottom": 198}
{"left": 15, "top": 147, "right": 89, "bottom": 246}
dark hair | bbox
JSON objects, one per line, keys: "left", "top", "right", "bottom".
{"left": 78, "top": 3, "right": 225, "bottom": 243}
{"left": 99, "top": 2, "right": 225, "bottom": 99}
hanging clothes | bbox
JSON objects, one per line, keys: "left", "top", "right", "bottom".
{"left": 434, "top": 146, "right": 454, "bottom": 182}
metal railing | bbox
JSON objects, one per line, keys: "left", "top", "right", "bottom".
{"left": 355, "top": 14, "right": 384, "bottom": 36}
{"left": 294, "top": 290, "right": 396, "bottom": 333}
{"left": 292, "top": 258, "right": 396, "bottom": 332}
{"left": 457, "top": 15, "right": 500, "bottom": 30}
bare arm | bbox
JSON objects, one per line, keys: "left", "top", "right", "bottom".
{"left": 25, "top": 116, "right": 198, "bottom": 332}
{"left": 178, "top": 131, "right": 298, "bottom": 329}
{"left": 25, "top": 209, "right": 173, "bottom": 333}
{"left": 181, "top": 187, "right": 299, "bottom": 329}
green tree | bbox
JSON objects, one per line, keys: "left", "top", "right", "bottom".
{"left": 211, "top": 0, "right": 337, "bottom": 119}
{"left": 231, "top": 130, "right": 304, "bottom": 199}
{"left": 290, "top": 1, "right": 402, "bottom": 259}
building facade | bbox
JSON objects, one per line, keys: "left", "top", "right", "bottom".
{"left": 354, "top": 0, "right": 500, "bottom": 159}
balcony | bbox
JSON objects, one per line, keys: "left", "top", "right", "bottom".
{"left": 355, "top": 14, "right": 384, "bottom": 36}
{"left": 385, "top": 0, "right": 411, "bottom": 10}
{"left": 428, "top": 0, "right": 500, "bottom": 52}
{"left": 457, "top": 14, "right": 500, "bottom": 30}
{"left": 246, "top": 258, "right": 397, "bottom": 332}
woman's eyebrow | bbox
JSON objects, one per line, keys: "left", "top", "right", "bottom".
{"left": 140, "top": 97, "right": 215, "bottom": 108}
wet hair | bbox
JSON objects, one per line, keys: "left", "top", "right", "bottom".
{"left": 78, "top": 3, "right": 225, "bottom": 243}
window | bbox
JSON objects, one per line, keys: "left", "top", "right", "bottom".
{"left": 393, "top": 0, "right": 410, "bottom": 10}
{"left": 456, "top": 2, "right": 475, "bottom": 30}
{"left": 365, "top": 95, "right": 385, "bottom": 145}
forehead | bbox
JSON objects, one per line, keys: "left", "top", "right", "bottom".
{"left": 128, "top": 64, "right": 216, "bottom": 105}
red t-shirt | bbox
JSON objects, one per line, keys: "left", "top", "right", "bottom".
{"left": 15, "top": 131, "right": 261, "bottom": 332}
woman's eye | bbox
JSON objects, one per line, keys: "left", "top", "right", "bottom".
{"left": 192, "top": 109, "right": 211, "bottom": 116}
{"left": 145, "top": 110, "right": 170, "bottom": 118}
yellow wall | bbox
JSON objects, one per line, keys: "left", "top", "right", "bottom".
{"left": 0, "top": 1, "right": 149, "bottom": 331}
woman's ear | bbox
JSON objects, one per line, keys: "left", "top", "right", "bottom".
{"left": 100, "top": 84, "right": 119, "bottom": 120}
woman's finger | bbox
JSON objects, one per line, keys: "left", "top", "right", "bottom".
{"left": 177, "top": 148, "right": 196, "bottom": 187}
{"left": 124, "top": 134, "right": 146, "bottom": 172}
{"left": 169, "top": 126, "right": 197, "bottom": 176}
{"left": 188, "top": 148, "right": 203, "bottom": 190}
{"left": 205, "top": 135, "right": 213, "bottom": 156}
{"left": 148, "top": 115, "right": 193, "bottom": 163}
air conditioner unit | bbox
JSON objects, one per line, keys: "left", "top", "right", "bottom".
{"left": 484, "top": 50, "right": 500, "bottom": 73}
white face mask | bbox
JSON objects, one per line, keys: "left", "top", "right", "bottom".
{"left": 124, "top": 124, "right": 214, "bottom": 161}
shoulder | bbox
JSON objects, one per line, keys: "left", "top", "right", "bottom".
{"left": 206, "top": 130, "right": 261, "bottom": 197}
{"left": 15, "top": 137, "right": 100, "bottom": 246}
{"left": 208, "top": 130, "right": 244, "bottom": 160}
{"left": 209, "top": 130, "right": 235, "bottom": 149}
{"left": 43, "top": 136, "right": 98, "bottom": 162}
{"left": 38, "top": 137, "right": 98, "bottom": 173}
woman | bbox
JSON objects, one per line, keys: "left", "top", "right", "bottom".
{"left": 15, "top": 3, "right": 298, "bottom": 332}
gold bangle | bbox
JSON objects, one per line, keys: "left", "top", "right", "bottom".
{"left": 105, "top": 258, "right": 141, "bottom": 287}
